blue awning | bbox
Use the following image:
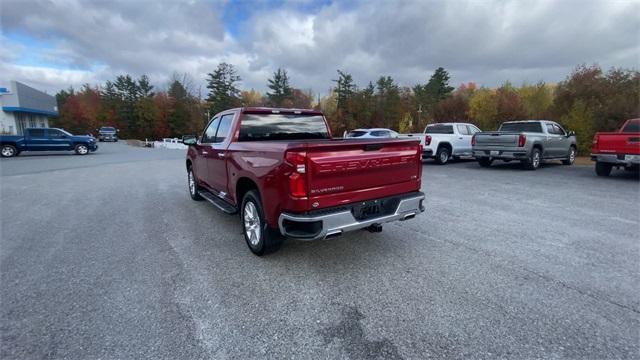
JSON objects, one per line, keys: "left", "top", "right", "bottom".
{"left": 2, "top": 106, "right": 58, "bottom": 116}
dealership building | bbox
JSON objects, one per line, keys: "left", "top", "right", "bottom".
{"left": 0, "top": 81, "right": 58, "bottom": 135}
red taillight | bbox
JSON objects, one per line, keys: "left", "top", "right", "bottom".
{"left": 425, "top": 135, "right": 432, "bottom": 146}
{"left": 518, "top": 134, "right": 526, "bottom": 147}
{"left": 285, "top": 151, "right": 307, "bottom": 197}
{"left": 593, "top": 135, "right": 599, "bottom": 145}
{"left": 471, "top": 134, "right": 476, "bottom": 146}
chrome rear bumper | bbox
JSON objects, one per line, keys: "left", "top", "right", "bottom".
{"left": 591, "top": 153, "right": 640, "bottom": 165}
{"left": 278, "top": 192, "right": 425, "bottom": 241}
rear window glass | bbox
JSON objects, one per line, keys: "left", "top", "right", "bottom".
{"left": 238, "top": 113, "right": 330, "bottom": 141}
{"left": 622, "top": 120, "right": 640, "bottom": 133}
{"left": 499, "top": 122, "right": 543, "bottom": 133}
{"left": 425, "top": 124, "right": 454, "bottom": 134}
{"left": 100, "top": 127, "right": 116, "bottom": 132}
{"left": 346, "top": 131, "right": 367, "bottom": 138}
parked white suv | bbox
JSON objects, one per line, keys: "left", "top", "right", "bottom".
{"left": 402, "top": 123, "right": 481, "bottom": 164}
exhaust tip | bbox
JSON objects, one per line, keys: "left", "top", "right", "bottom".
{"left": 367, "top": 223, "right": 383, "bottom": 233}
{"left": 402, "top": 213, "right": 416, "bottom": 221}
{"left": 325, "top": 230, "right": 342, "bottom": 239}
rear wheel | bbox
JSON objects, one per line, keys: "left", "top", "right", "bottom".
{"left": 241, "top": 190, "right": 283, "bottom": 256}
{"left": 595, "top": 161, "right": 612, "bottom": 177}
{"left": 435, "top": 146, "right": 450, "bottom": 165}
{"left": 477, "top": 157, "right": 493, "bottom": 167}
{"left": 187, "top": 166, "right": 203, "bottom": 200}
{"left": 1, "top": 144, "right": 17, "bottom": 158}
{"left": 523, "top": 148, "right": 541, "bottom": 170}
{"left": 562, "top": 146, "right": 576, "bottom": 165}
{"left": 75, "top": 144, "right": 89, "bottom": 155}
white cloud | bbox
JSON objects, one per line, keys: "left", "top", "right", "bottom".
{"left": 1, "top": 0, "right": 638, "bottom": 95}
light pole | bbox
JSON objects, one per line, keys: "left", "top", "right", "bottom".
{"left": 417, "top": 104, "right": 423, "bottom": 132}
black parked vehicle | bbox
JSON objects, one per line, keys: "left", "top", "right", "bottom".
{"left": 97, "top": 127, "right": 119, "bottom": 142}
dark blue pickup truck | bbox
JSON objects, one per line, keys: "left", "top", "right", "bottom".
{"left": 0, "top": 128, "right": 98, "bottom": 158}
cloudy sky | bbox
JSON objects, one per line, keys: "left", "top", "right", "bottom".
{"left": 1, "top": 0, "right": 638, "bottom": 96}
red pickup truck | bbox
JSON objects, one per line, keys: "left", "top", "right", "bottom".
{"left": 591, "top": 118, "right": 640, "bottom": 176}
{"left": 184, "top": 107, "right": 425, "bottom": 255}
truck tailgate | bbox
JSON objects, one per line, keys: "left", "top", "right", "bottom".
{"left": 594, "top": 132, "right": 640, "bottom": 155}
{"left": 475, "top": 132, "right": 520, "bottom": 147}
{"left": 305, "top": 139, "right": 421, "bottom": 203}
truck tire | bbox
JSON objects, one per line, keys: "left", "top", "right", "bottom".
{"left": 75, "top": 144, "right": 89, "bottom": 155}
{"left": 477, "top": 157, "right": 493, "bottom": 167}
{"left": 435, "top": 146, "right": 450, "bottom": 165}
{"left": 1, "top": 144, "right": 18, "bottom": 158}
{"left": 523, "top": 148, "right": 541, "bottom": 170}
{"left": 595, "top": 161, "right": 612, "bottom": 177}
{"left": 562, "top": 146, "right": 576, "bottom": 165}
{"left": 187, "top": 166, "right": 203, "bottom": 200}
{"left": 241, "top": 190, "right": 283, "bottom": 256}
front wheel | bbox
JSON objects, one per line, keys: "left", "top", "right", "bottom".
{"left": 595, "top": 161, "right": 612, "bottom": 177}
{"left": 75, "top": 144, "right": 89, "bottom": 155}
{"left": 562, "top": 146, "right": 576, "bottom": 165}
{"left": 1, "top": 144, "right": 18, "bottom": 157}
{"left": 241, "top": 190, "right": 282, "bottom": 256}
{"left": 187, "top": 167, "right": 203, "bottom": 200}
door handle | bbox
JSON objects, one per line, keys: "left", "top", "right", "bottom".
{"left": 202, "top": 151, "right": 208, "bottom": 155}
{"left": 217, "top": 153, "right": 225, "bottom": 159}
{"left": 458, "top": 137, "right": 463, "bottom": 139}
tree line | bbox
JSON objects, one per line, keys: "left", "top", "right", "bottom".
{"left": 53, "top": 63, "right": 639, "bottom": 154}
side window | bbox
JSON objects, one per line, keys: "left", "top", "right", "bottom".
{"left": 545, "top": 124, "right": 556, "bottom": 134}
{"left": 215, "top": 114, "right": 234, "bottom": 143}
{"left": 29, "top": 129, "right": 45, "bottom": 137}
{"left": 553, "top": 124, "right": 565, "bottom": 135}
{"left": 457, "top": 124, "right": 470, "bottom": 135}
{"left": 48, "top": 129, "right": 62, "bottom": 138}
{"left": 467, "top": 125, "right": 480, "bottom": 134}
{"left": 201, "top": 117, "right": 219, "bottom": 143}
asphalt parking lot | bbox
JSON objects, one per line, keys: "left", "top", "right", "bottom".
{"left": 1, "top": 142, "right": 638, "bottom": 359}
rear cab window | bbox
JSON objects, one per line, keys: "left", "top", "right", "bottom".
{"left": 238, "top": 112, "right": 330, "bottom": 141}
{"left": 499, "top": 122, "right": 543, "bottom": 133}
{"left": 28, "top": 129, "right": 46, "bottom": 137}
{"left": 622, "top": 120, "right": 640, "bottom": 133}
{"left": 425, "top": 124, "right": 454, "bottom": 134}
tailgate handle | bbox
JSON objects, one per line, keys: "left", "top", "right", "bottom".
{"left": 364, "top": 144, "right": 384, "bottom": 151}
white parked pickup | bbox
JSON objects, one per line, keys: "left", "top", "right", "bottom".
{"left": 399, "top": 123, "right": 482, "bottom": 164}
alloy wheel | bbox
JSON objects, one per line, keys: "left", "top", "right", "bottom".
{"left": 1, "top": 146, "right": 15, "bottom": 157}
{"left": 243, "top": 201, "right": 261, "bottom": 246}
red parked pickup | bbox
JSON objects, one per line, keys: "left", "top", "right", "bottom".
{"left": 183, "top": 107, "right": 425, "bottom": 255}
{"left": 591, "top": 118, "right": 640, "bottom": 176}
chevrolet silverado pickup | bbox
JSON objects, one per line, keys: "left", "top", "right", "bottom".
{"left": 472, "top": 120, "right": 576, "bottom": 170}
{"left": 401, "top": 123, "right": 481, "bottom": 164}
{"left": 0, "top": 128, "right": 98, "bottom": 157}
{"left": 184, "top": 107, "right": 425, "bottom": 255}
{"left": 591, "top": 118, "right": 640, "bottom": 176}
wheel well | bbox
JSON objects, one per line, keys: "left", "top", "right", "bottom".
{"left": 236, "top": 177, "right": 258, "bottom": 205}
{"left": 532, "top": 144, "right": 543, "bottom": 152}
{"left": 437, "top": 142, "right": 452, "bottom": 151}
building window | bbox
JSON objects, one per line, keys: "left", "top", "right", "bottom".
{"left": 29, "top": 115, "right": 37, "bottom": 128}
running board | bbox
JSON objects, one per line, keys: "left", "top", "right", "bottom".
{"left": 198, "top": 190, "right": 238, "bottom": 214}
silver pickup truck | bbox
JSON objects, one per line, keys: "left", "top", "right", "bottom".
{"left": 472, "top": 120, "right": 576, "bottom": 170}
